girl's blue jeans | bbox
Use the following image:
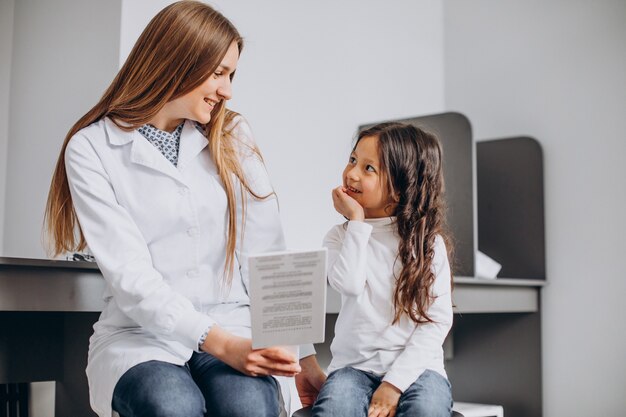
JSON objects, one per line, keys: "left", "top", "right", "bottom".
{"left": 311, "top": 367, "right": 452, "bottom": 417}
{"left": 111, "top": 352, "right": 281, "bottom": 417}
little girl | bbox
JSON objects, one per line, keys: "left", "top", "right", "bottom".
{"left": 312, "top": 122, "right": 454, "bottom": 417}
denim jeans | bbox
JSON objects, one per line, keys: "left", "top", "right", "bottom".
{"left": 311, "top": 367, "right": 452, "bottom": 417}
{"left": 112, "top": 352, "right": 281, "bottom": 417}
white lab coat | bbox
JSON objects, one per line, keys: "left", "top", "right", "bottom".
{"left": 65, "top": 116, "right": 300, "bottom": 417}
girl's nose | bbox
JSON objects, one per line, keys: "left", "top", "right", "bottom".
{"left": 346, "top": 166, "right": 359, "bottom": 180}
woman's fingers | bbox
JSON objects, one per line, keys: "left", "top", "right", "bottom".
{"left": 259, "top": 346, "right": 297, "bottom": 363}
{"left": 241, "top": 347, "right": 300, "bottom": 377}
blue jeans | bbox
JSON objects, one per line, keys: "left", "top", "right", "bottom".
{"left": 312, "top": 367, "right": 452, "bottom": 417}
{"left": 112, "top": 352, "right": 281, "bottom": 417}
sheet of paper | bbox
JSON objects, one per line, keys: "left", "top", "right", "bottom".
{"left": 249, "top": 248, "right": 327, "bottom": 349}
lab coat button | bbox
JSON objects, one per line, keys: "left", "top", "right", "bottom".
{"left": 187, "top": 227, "right": 199, "bottom": 237}
{"left": 186, "top": 269, "right": 199, "bottom": 278}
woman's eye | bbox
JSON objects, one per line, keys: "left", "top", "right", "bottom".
{"left": 214, "top": 72, "right": 222, "bottom": 78}
{"left": 349, "top": 156, "right": 356, "bottom": 164}
{"left": 366, "top": 165, "right": 376, "bottom": 172}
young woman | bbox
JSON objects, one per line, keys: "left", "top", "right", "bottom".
{"left": 44, "top": 2, "right": 325, "bottom": 417}
{"left": 312, "top": 122, "right": 454, "bottom": 417}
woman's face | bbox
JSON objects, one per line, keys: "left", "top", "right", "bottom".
{"left": 155, "top": 41, "right": 239, "bottom": 131}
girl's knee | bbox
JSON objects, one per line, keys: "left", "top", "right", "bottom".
{"left": 400, "top": 400, "right": 451, "bottom": 417}
{"left": 398, "top": 371, "right": 452, "bottom": 417}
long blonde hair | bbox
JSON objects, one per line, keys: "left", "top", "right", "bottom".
{"left": 45, "top": 1, "right": 257, "bottom": 286}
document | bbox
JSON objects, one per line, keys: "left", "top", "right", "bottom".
{"left": 249, "top": 248, "right": 327, "bottom": 349}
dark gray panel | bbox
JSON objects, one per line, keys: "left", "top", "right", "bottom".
{"left": 360, "top": 112, "right": 474, "bottom": 276}
{"left": 55, "top": 313, "right": 99, "bottom": 417}
{"left": 447, "top": 312, "right": 543, "bottom": 417}
{"left": 477, "top": 138, "right": 545, "bottom": 278}
{"left": 0, "top": 312, "right": 64, "bottom": 383}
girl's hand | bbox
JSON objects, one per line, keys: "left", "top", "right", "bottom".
{"left": 368, "top": 382, "right": 402, "bottom": 417}
{"left": 295, "top": 355, "right": 327, "bottom": 407}
{"left": 202, "top": 325, "right": 301, "bottom": 377}
{"left": 332, "top": 186, "right": 364, "bottom": 221}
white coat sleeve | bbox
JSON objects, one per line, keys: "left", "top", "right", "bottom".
{"left": 382, "top": 237, "right": 453, "bottom": 392}
{"left": 322, "top": 221, "right": 373, "bottom": 296}
{"left": 65, "top": 134, "right": 215, "bottom": 351}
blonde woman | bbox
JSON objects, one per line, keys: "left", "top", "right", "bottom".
{"left": 44, "top": 2, "right": 325, "bottom": 417}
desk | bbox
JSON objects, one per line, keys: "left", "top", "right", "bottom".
{"left": 1, "top": 257, "right": 544, "bottom": 417}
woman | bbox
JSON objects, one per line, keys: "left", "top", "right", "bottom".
{"left": 44, "top": 2, "right": 325, "bottom": 417}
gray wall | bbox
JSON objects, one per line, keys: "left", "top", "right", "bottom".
{"left": 443, "top": 0, "right": 626, "bottom": 415}
{"left": 2, "top": 0, "right": 121, "bottom": 257}
{"left": 0, "top": 0, "right": 14, "bottom": 255}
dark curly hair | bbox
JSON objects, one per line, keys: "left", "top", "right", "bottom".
{"left": 356, "top": 122, "right": 453, "bottom": 324}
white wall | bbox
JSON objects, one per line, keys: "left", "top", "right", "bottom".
{"left": 0, "top": 0, "right": 15, "bottom": 255}
{"left": 121, "top": 0, "right": 446, "bottom": 250}
{"left": 443, "top": 1, "right": 626, "bottom": 415}
{"left": 2, "top": 0, "right": 121, "bottom": 257}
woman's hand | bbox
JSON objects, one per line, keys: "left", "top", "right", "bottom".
{"left": 202, "top": 325, "right": 301, "bottom": 377}
{"left": 295, "top": 355, "right": 327, "bottom": 407}
{"left": 368, "top": 382, "right": 402, "bottom": 417}
{"left": 332, "top": 186, "right": 364, "bottom": 221}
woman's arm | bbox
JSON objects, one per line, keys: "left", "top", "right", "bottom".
{"left": 65, "top": 134, "right": 213, "bottom": 349}
{"left": 67, "top": 132, "right": 300, "bottom": 377}
{"left": 202, "top": 325, "right": 300, "bottom": 377}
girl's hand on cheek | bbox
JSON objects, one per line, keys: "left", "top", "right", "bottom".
{"left": 368, "top": 382, "right": 401, "bottom": 417}
{"left": 332, "top": 186, "right": 364, "bottom": 221}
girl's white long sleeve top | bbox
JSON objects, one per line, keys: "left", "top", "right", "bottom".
{"left": 323, "top": 218, "right": 453, "bottom": 392}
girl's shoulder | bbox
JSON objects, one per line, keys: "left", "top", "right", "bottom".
{"left": 322, "top": 221, "right": 348, "bottom": 243}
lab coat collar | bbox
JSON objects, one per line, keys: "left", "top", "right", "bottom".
{"left": 177, "top": 121, "right": 209, "bottom": 171}
{"left": 103, "top": 118, "right": 208, "bottom": 184}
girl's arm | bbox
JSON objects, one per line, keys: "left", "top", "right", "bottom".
{"left": 323, "top": 221, "right": 372, "bottom": 296}
{"left": 381, "top": 236, "right": 453, "bottom": 392}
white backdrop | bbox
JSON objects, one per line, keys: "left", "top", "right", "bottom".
{"left": 120, "top": 0, "right": 446, "bottom": 250}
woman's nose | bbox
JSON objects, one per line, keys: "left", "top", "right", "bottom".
{"left": 217, "top": 78, "right": 232, "bottom": 100}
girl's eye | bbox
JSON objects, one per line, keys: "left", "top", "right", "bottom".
{"left": 349, "top": 156, "right": 356, "bottom": 164}
{"left": 366, "top": 165, "right": 376, "bottom": 172}
{"left": 213, "top": 72, "right": 223, "bottom": 78}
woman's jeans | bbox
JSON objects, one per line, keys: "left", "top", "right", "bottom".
{"left": 312, "top": 367, "right": 452, "bottom": 417}
{"left": 112, "top": 352, "right": 281, "bottom": 417}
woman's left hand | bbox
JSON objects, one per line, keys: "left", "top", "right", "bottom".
{"left": 368, "top": 382, "right": 402, "bottom": 417}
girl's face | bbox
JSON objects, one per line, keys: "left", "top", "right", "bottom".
{"left": 153, "top": 41, "right": 239, "bottom": 131}
{"left": 343, "top": 135, "right": 396, "bottom": 218}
